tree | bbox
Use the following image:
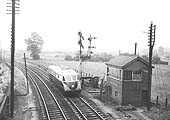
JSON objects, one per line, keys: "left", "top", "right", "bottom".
{"left": 25, "top": 32, "right": 43, "bottom": 60}
{"left": 141, "top": 55, "right": 149, "bottom": 62}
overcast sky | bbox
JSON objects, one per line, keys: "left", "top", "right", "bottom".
{"left": 0, "top": 0, "right": 170, "bottom": 54}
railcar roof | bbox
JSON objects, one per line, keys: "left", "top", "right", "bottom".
{"left": 48, "top": 65, "right": 77, "bottom": 75}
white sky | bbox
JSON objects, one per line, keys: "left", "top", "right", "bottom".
{"left": 0, "top": 0, "right": 170, "bottom": 54}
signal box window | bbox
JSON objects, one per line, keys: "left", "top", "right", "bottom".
{"left": 133, "top": 71, "right": 142, "bottom": 80}
{"left": 123, "top": 70, "right": 132, "bottom": 80}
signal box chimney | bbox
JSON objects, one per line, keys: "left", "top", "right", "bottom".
{"left": 135, "top": 43, "right": 137, "bottom": 55}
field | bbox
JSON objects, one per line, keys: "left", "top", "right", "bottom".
{"left": 152, "top": 64, "right": 170, "bottom": 103}
{"left": 13, "top": 50, "right": 170, "bottom": 104}
{"left": 26, "top": 53, "right": 170, "bottom": 105}
{"left": 28, "top": 52, "right": 107, "bottom": 77}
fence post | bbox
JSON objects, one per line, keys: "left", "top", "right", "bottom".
{"left": 156, "top": 96, "right": 158, "bottom": 105}
{"left": 165, "top": 98, "right": 168, "bottom": 109}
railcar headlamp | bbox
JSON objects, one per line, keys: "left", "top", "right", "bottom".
{"left": 71, "top": 85, "right": 74, "bottom": 88}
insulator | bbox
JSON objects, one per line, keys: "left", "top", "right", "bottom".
{"left": 7, "top": 3, "right": 12, "bottom": 5}
{"left": 88, "top": 38, "right": 91, "bottom": 41}
{"left": 15, "top": 2, "right": 20, "bottom": 5}
{"left": 7, "top": 9, "right": 12, "bottom": 11}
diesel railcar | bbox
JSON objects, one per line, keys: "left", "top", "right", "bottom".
{"left": 47, "top": 65, "right": 81, "bottom": 93}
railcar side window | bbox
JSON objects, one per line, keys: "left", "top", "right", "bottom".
{"left": 63, "top": 76, "right": 65, "bottom": 81}
{"left": 115, "top": 91, "right": 118, "bottom": 96}
{"left": 72, "top": 75, "right": 77, "bottom": 80}
{"left": 65, "top": 76, "right": 71, "bottom": 81}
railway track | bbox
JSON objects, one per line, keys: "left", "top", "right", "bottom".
{"left": 67, "top": 96, "right": 106, "bottom": 120}
{"left": 16, "top": 63, "right": 79, "bottom": 120}
{"left": 28, "top": 62, "right": 108, "bottom": 120}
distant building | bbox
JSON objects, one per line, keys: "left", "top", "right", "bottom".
{"left": 105, "top": 55, "right": 151, "bottom": 107}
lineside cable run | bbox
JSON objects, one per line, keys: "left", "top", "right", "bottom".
{"left": 153, "top": 65, "right": 162, "bottom": 98}
{"left": 157, "top": 64, "right": 167, "bottom": 98}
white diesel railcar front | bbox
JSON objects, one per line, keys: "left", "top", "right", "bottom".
{"left": 48, "top": 65, "right": 81, "bottom": 92}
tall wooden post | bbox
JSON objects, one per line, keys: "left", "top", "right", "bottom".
{"left": 10, "top": 0, "right": 15, "bottom": 117}
{"left": 24, "top": 53, "right": 29, "bottom": 95}
{"left": 147, "top": 22, "right": 156, "bottom": 111}
{"left": 7, "top": 0, "right": 20, "bottom": 117}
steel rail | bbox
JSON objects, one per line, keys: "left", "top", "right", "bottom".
{"left": 29, "top": 68, "right": 67, "bottom": 120}
{"left": 79, "top": 96, "right": 105, "bottom": 120}
{"left": 67, "top": 98, "right": 88, "bottom": 120}
{"left": 16, "top": 64, "right": 51, "bottom": 120}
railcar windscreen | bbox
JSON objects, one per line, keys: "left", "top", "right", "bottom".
{"left": 65, "top": 76, "right": 71, "bottom": 81}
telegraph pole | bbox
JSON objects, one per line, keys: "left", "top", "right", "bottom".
{"left": 147, "top": 22, "right": 156, "bottom": 111}
{"left": 10, "top": 0, "right": 16, "bottom": 117}
{"left": 7, "top": 0, "right": 20, "bottom": 117}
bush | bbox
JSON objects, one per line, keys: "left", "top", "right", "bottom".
{"left": 65, "top": 55, "right": 73, "bottom": 61}
{"left": 141, "top": 55, "right": 168, "bottom": 65}
{"left": 32, "top": 54, "right": 40, "bottom": 60}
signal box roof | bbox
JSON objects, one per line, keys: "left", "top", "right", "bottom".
{"left": 105, "top": 55, "right": 149, "bottom": 69}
